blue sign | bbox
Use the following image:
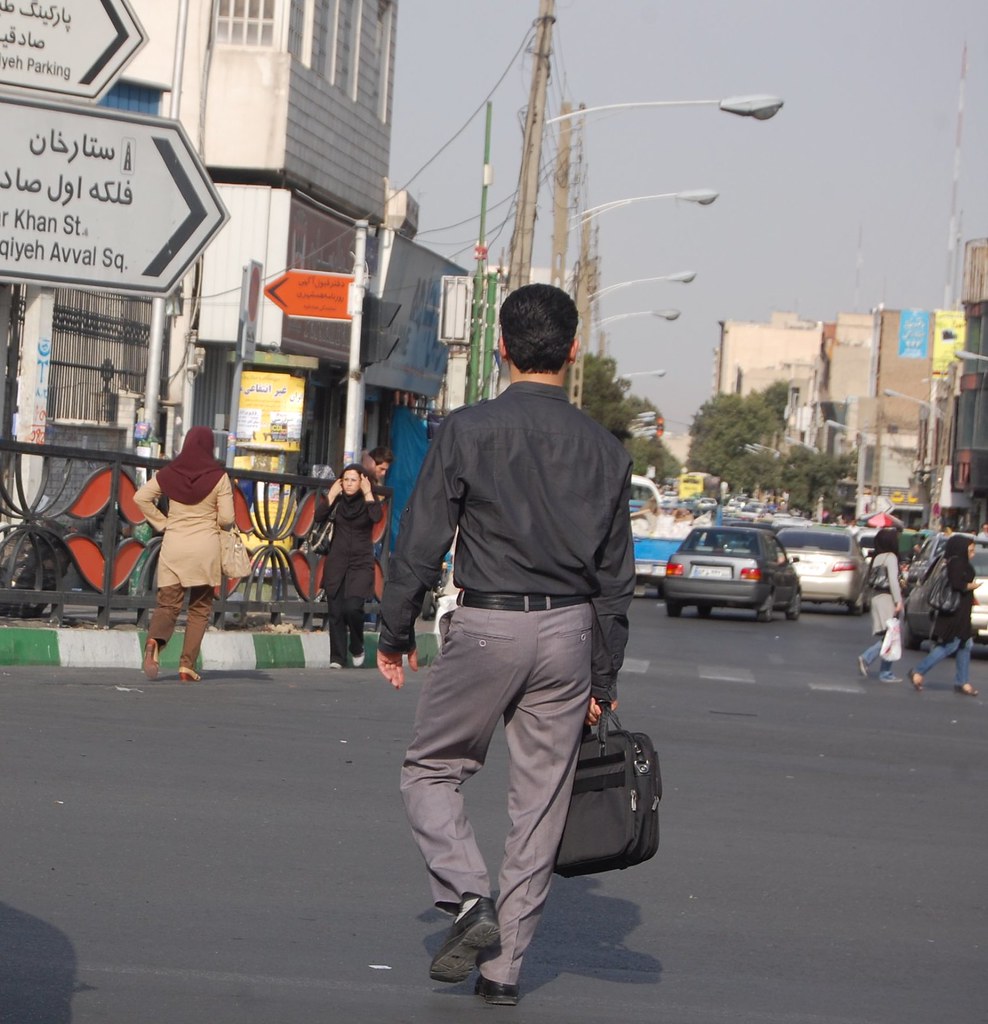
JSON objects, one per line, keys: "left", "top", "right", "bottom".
{"left": 898, "top": 309, "right": 929, "bottom": 359}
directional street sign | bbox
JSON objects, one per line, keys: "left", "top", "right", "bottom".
{"left": 0, "top": 0, "right": 146, "bottom": 100}
{"left": 0, "top": 95, "right": 229, "bottom": 295}
{"left": 264, "top": 269, "right": 353, "bottom": 321}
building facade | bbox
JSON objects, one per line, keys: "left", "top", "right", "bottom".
{"left": 4, "top": 0, "right": 461, "bottom": 477}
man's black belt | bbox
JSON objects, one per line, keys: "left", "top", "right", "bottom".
{"left": 458, "top": 592, "right": 590, "bottom": 612}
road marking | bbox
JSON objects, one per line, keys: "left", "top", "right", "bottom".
{"left": 809, "top": 683, "right": 866, "bottom": 694}
{"left": 698, "top": 665, "right": 756, "bottom": 683}
{"left": 622, "top": 658, "right": 650, "bottom": 674}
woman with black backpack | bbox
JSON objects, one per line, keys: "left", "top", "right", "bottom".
{"left": 857, "top": 527, "right": 903, "bottom": 682}
{"left": 907, "top": 534, "right": 979, "bottom": 696}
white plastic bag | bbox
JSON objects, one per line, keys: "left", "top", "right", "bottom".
{"left": 880, "top": 617, "right": 902, "bottom": 662}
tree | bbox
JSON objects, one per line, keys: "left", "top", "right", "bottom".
{"left": 688, "top": 390, "right": 783, "bottom": 489}
{"left": 688, "top": 383, "right": 853, "bottom": 508}
{"left": 579, "top": 353, "right": 680, "bottom": 479}
{"left": 777, "top": 447, "right": 855, "bottom": 515}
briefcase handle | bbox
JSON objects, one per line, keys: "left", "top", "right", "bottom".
{"left": 592, "top": 703, "right": 622, "bottom": 751}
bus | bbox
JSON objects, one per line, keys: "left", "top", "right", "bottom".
{"left": 677, "top": 471, "right": 706, "bottom": 501}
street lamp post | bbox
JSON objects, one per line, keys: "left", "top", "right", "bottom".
{"left": 595, "top": 310, "right": 680, "bottom": 357}
{"left": 590, "top": 272, "right": 696, "bottom": 301}
{"left": 882, "top": 388, "right": 933, "bottom": 413}
{"left": 826, "top": 419, "right": 869, "bottom": 519}
{"left": 744, "top": 442, "right": 780, "bottom": 459}
{"left": 883, "top": 388, "right": 937, "bottom": 511}
{"left": 545, "top": 94, "right": 784, "bottom": 126}
{"left": 619, "top": 369, "right": 667, "bottom": 379}
{"left": 597, "top": 310, "right": 681, "bottom": 328}
{"left": 505, "top": 92, "right": 784, "bottom": 289}
{"left": 955, "top": 349, "right": 988, "bottom": 365}
{"left": 575, "top": 189, "right": 718, "bottom": 224}
{"left": 785, "top": 435, "right": 819, "bottom": 453}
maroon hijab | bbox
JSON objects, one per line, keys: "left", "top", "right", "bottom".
{"left": 155, "top": 426, "right": 226, "bottom": 505}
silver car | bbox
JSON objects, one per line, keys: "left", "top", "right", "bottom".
{"left": 775, "top": 526, "right": 869, "bottom": 614}
{"left": 664, "top": 525, "right": 801, "bottom": 622}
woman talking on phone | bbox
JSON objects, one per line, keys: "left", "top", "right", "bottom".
{"left": 315, "top": 464, "right": 382, "bottom": 668}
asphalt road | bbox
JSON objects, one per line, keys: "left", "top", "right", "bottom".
{"left": 1, "top": 598, "right": 985, "bottom": 1024}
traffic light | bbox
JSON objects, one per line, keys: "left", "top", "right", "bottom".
{"left": 656, "top": 416, "right": 664, "bottom": 438}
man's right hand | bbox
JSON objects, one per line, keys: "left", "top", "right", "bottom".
{"left": 377, "top": 647, "right": 419, "bottom": 689}
{"left": 585, "top": 696, "right": 618, "bottom": 726}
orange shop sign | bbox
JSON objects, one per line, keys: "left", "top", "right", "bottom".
{"left": 264, "top": 270, "right": 353, "bottom": 321}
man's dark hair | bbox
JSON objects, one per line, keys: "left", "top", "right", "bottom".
{"left": 499, "top": 284, "right": 578, "bottom": 373}
{"left": 369, "top": 446, "right": 395, "bottom": 465}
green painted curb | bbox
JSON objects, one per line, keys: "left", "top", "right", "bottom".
{"left": 0, "top": 625, "right": 439, "bottom": 669}
{"left": 0, "top": 628, "right": 59, "bottom": 665}
{"left": 253, "top": 633, "right": 306, "bottom": 669}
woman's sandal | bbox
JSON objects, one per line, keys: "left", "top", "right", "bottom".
{"left": 908, "top": 671, "right": 923, "bottom": 692}
{"left": 178, "top": 667, "right": 202, "bottom": 683}
{"left": 142, "top": 639, "right": 159, "bottom": 680}
{"left": 954, "top": 683, "right": 979, "bottom": 697}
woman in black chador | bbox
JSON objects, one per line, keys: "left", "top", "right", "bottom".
{"left": 315, "top": 464, "right": 382, "bottom": 668}
{"left": 908, "top": 533, "right": 979, "bottom": 696}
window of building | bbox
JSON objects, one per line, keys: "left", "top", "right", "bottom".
{"left": 288, "top": 0, "right": 307, "bottom": 60}
{"left": 100, "top": 81, "right": 161, "bottom": 115}
{"left": 346, "top": 0, "right": 362, "bottom": 101}
{"left": 215, "top": 0, "right": 276, "bottom": 46}
{"left": 331, "top": 0, "right": 362, "bottom": 99}
{"left": 375, "top": 0, "right": 393, "bottom": 122}
{"left": 312, "top": 0, "right": 338, "bottom": 82}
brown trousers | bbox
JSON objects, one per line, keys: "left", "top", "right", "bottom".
{"left": 148, "top": 584, "right": 214, "bottom": 670}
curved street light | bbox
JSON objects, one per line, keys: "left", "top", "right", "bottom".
{"left": 744, "top": 442, "right": 781, "bottom": 459}
{"left": 955, "top": 349, "right": 988, "bottom": 364}
{"left": 597, "top": 310, "right": 681, "bottom": 327}
{"left": 882, "top": 388, "right": 933, "bottom": 414}
{"left": 619, "top": 369, "right": 667, "bottom": 379}
{"left": 591, "top": 272, "right": 696, "bottom": 301}
{"left": 785, "top": 435, "right": 819, "bottom": 453}
{"left": 546, "top": 94, "right": 785, "bottom": 126}
{"left": 575, "top": 189, "right": 718, "bottom": 225}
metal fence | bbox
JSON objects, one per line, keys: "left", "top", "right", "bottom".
{"left": 0, "top": 438, "right": 391, "bottom": 631}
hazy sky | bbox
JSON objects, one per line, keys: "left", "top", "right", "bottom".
{"left": 387, "top": 1, "right": 988, "bottom": 432}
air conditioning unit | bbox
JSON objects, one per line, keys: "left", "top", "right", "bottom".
{"left": 384, "top": 188, "right": 420, "bottom": 238}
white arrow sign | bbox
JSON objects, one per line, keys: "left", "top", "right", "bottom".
{"left": 0, "top": 95, "right": 229, "bottom": 295}
{"left": 0, "top": 0, "right": 146, "bottom": 100}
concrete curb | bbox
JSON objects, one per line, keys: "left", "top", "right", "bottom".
{"left": 0, "top": 626, "right": 439, "bottom": 671}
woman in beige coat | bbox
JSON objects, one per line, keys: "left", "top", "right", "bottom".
{"left": 134, "top": 427, "right": 235, "bottom": 681}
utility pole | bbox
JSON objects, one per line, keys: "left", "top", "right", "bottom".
{"left": 144, "top": 0, "right": 190, "bottom": 451}
{"left": 342, "top": 220, "right": 368, "bottom": 466}
{"left": 570, "top": 215, "right": 597, "bottom": 407}
{"left": 506, "top": 0, "right": 555, "bottom": 292}
{"left": 550, "top": 100, "right": 579, "bottom": 404}
{"left": 943, "top": 42, "right": 966, "bottom": 310}
{"left": 467, "top": 103, "right": 494, "bottom": 405}
{"left": 550, "top": 101, "right": 572, "bottom": 289}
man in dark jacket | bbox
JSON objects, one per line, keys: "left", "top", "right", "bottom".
{"left": 376, "top": 283, "right": 635, "bottom": 1005}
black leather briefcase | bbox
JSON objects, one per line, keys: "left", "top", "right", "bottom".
{"left": 554, "top": 707, "right": 661, "bottom": 877}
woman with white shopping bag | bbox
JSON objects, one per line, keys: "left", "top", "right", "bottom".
{"left": 857, "top": 527, "right": 903, "bottom": 682}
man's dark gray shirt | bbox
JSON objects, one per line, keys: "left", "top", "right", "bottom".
{"left": 379, "top": 380, "right": 635, "bottom": 700}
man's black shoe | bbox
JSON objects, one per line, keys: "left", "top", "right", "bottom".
{"left": 429, "top": 896, "right": 500, "bottom": 983}
{"left": 475, "top": 975, "right": 519, "bottom": 1006}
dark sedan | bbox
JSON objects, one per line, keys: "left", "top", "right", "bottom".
{"left": 663, "top": 525, "right": 801, "bottom": 622}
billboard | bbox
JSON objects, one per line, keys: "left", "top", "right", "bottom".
{"left": 897, "top": 309, "right": 930, "bottom": 359}
{"left": 932, "top": 309, "right": 966, "bottom": 377}
{"left": 234, "top": 370, "right": 305, "bottom": 451}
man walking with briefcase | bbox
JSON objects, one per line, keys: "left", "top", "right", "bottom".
{"left": 377, "top": 283, "right": 636, "bottom": 1006}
